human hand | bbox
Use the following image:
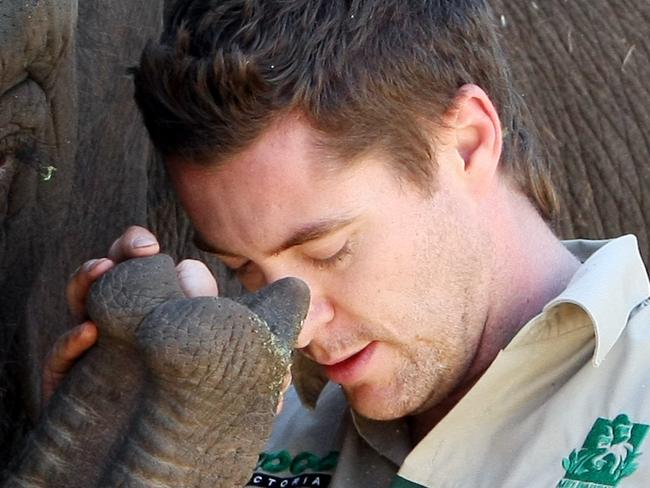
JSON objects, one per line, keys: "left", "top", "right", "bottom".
{"left": 66, "top": 226, "right": 161, "bottom": 323}
{"left": 41, "top": 226, "right": 219, "bottom": 408}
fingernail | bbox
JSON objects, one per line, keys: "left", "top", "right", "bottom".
{"left": 82, "top": 259, "right": 100, "bottom": 272}
{"left": 132, "top": 236, "right": 157, "bottom": 248}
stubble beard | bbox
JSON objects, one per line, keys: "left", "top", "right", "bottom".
{"left": 345, "top": 343, "right": 464, "bottom": 421}
{"left": 393, "top": 343, "right": 467, "bottom": 418}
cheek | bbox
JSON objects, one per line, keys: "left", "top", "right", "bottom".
{"left": 327, "top": 228, "right": 430, "bottom": 329}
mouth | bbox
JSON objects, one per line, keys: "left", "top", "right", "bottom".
{"left": 322, "top": 342, "right": 378, "bottom": 385}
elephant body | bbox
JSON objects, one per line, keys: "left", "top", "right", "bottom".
{"left": 492, "top": 1, "right": 650, "bottom": 245}
{"left": 0, "top": 0, "right": 649, "bottom": 483}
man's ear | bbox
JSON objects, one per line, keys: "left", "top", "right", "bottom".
{"left": 443, "top": 84, "right": 503, "bottom": 194}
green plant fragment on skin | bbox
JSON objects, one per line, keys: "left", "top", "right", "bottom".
{"left": 39, "top": 165, "right": 57, "bottom": 181}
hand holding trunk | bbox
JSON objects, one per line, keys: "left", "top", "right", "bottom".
{"left": 4, "top": 255, "right": 309, "bottom": 488}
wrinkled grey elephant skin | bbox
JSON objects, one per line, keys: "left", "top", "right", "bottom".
{"left": 3, "top": 255, "right": 309, "bottom": 488}
{"left": 0, "top": 0, "right": 649, "bottom": 482}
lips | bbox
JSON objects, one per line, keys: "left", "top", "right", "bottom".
{"left": 323, "top": 342, "right": 378, "bottom": 385}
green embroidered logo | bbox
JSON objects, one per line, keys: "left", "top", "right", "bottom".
{"left": 249, "top": 450, "right": 339, "bottom": 487}
{"left": 256, "top": 450, "right": 339, "bottom": 475}
{"left": 557, "top": 414, "right": 649, "bottom": 487}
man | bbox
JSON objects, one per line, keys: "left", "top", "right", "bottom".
{"left": 44, "top": 1, "right": 650, "bottom": 486}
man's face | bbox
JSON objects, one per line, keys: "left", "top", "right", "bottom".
{"left": 169, "top": 116, "right": 493, "bottom": 420}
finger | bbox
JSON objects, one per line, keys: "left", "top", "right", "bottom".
{"left": 107, "top": 225, "right": 160, "bottom": 263}
{"left": 275, "top": 372, "right": 293, "bottom": 415}
{"left": 41, "top": 322, "right": 98, "bottom": 407}
{"left": 67, "top": 258, "right": 115, "bottom": 321}
{"left": 176, "top": 259, "right": 219, "bottom": 297}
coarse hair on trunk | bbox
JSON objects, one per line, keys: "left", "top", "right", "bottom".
{"left": 132, "top": 0, "right": 557, "bottom": 220}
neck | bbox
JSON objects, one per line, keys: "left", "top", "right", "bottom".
{"left": 409, "top": 187, "right": 581, "bottom": 445}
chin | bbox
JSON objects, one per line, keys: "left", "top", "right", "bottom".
{"left": 344, "top": 384, "right": 425, "bottom": 421}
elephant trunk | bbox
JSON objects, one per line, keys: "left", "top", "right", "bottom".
{"left": 2, "top": 338, "right": 147, "bottom": 487}
{"left": 98, "top": 297, "right": 292, "bottom": 488}
{"left": 3, "top": 256, "right": 308, "bottom": 487}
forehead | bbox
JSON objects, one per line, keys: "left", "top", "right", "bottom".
{"left": 168, "top": 117, "right": 377, "bottom": 251}
{"left": 220, "top": 116, "right": 333, "bottom": 182}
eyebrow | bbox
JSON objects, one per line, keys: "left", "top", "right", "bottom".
{"left": 193, "top": 216, "right": 356, "bottom": 259}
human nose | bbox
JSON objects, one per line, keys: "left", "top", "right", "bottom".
{"left": 295, "top": 293, "right": 334, "bottom": 349}
{"left": 262, "top": 267, "right": 334, "bottom": 349}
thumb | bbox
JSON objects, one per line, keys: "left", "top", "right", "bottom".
{"left": 175, "top": 259, "right": 219, "bottom": 297}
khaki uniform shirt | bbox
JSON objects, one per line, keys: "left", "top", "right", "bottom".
{"left": 246, "top": 235, "right": 650, "bottom": 488}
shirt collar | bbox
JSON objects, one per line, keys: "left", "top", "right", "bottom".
{"left": 544, "top": 234, "right": 650, "bottom": 366}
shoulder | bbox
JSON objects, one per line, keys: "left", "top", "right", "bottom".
{"left": 244, "top": 383, "right": 349, "bottom": 488}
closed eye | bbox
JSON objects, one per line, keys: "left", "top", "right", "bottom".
{"left": 309, "top": 241, "right": 353, "bottom": 270}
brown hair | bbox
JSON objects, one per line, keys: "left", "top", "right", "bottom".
{"left": 132, "top": 0, "right": 557, "bottom": 220}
